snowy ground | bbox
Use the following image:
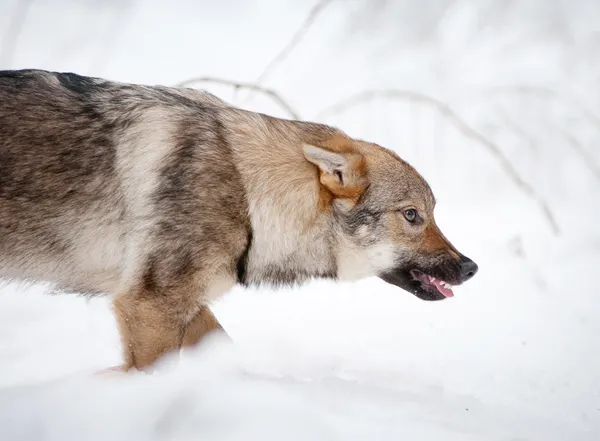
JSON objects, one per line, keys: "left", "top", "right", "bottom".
{"left": 1, "top": 0, "right": 599, "bottom": 440}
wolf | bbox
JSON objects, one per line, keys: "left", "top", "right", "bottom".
{"left": 0, "top": 69, "right": 478, "bottom": 371}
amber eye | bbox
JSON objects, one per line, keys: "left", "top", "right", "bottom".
{"left": 403, "top": 209, "right": 417, "bottom": 223}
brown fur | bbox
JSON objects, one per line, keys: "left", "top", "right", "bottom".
{"left": 0, "top": 69, "right": 477, "bottom": 371}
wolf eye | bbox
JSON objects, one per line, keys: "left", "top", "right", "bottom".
{"left": 403, "top": 209, "right": 417, "bottom": 223}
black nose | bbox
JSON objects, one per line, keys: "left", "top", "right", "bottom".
{"left": 459, "top": 256, "right": 478, "bottom": 282}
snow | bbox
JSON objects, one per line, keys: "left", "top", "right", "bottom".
{"left": 1, "top": 0, "right": 599, "bottom": 439}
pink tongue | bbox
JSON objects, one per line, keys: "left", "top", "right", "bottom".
{"left": 432, "top": 279, "right": 454, "bottom": 298}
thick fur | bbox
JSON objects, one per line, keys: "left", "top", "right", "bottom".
{"left": 0, "top": 69, "right": 477, "bottom": 370}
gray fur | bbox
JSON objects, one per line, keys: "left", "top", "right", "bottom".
{"left": 0, "top": 69, "right": 249, "bottom": 294}
{"left": 0, "top": 69, "right": 477, "bottom": 370}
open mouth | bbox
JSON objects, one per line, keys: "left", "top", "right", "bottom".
{"left": 379, "top": 267, "right": 452, "bottom": 301}
{"left": 379, "top": 255, "right": 477, "bottom": 301}
{"left": 410, "top": 270, "right": 454, "bottom": 298}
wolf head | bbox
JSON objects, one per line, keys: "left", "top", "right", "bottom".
{"left": 303, "top": 138, "right": 478, "bottom": 301}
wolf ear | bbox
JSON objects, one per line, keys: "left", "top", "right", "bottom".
{"left": 302, "top": 144, "right": 368, "bottom": 200}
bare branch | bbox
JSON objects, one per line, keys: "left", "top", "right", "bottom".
{"left": 497, "top": 111, "right": 538, "bottom": 152}
{"left": 0, "top": 0, "right": 35, "bottom": 68}
{"left": 249, "top": 0, "right": 334, "bottom": 95}
{"left": 487, "top": 85, "right": 600, "bottom": 179}
{"left": 556, "top": 127, "right": 600, "bottom": 182}
{"left": 487, "top": 85, "right": 600, "bottom": 133}
{"left": 176, "top": 77, "right": 301, "bottom": 120}
{"left": 485, "top": 85, "right": 558, "bottom": 98}
{"left": 317, "top": 90, "right": 560, "bottom": 235}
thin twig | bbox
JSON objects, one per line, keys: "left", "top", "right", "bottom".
{"left": 247, "top": 0, "right": 334, "bottom": 98}
{"left": 176, "top": 76, "right": 301, "bottom": 120}
{"left": 487, "top": 85, "right": 600, "bottom": 134}
{"left": 497, "top": 111, "right": 538, "bottom": 152}
{"left": 317, "top": 89, "right": 560, "bottom": 235}
{"left": 556, "top": 127, "right": 600, "bottom": 182}
{"left": 0, "top": 0, "right": 35, "bottom": 68}
{"left": 487, "top": 85, "right": 600, "bottom": 178}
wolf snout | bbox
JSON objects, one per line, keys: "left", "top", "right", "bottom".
{"left": 458, "top": 256, "right": 478, "bottom": 282}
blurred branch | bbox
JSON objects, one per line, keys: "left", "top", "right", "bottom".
{"left": 487, "top": 85, "right": 600, "bottom": 180}
{"left": 557, "top": 127, "right": 600, "bottom": 182}
{"left": 317, "top": 89, "right": 560, "bottom": 235}
{"left": 176, "top": 77, "right": 300, "bottom": 120}
{"left": 486, "top": 85, "right": 557, "bottom": 98}
{"left": 247, "top": 0, "right": 335, "bottom": 98}
{"left": 0, "top": 0, "right": 34, "bottom": 68}
{"left": 498, "top": 112, "right": 538, "bottom": 152}
{"left": 487, "top": 85, "right": 600, "bottom": 132}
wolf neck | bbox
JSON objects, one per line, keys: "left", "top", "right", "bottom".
{"left": 225, "top": 111, "right": 340, "bottom": 287}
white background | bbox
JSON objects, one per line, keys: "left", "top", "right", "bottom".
{"left": 0, "top": 0, "right": 599, "bottom": 439}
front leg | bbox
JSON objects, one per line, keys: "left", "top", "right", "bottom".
{"left": 182, "top": 306, "right": 227, "bottom": 347}
{"left": 113, "top": 289, "right": 188, "bottom": 371}
{"left": 113, "top": 272, "right": 235, "bottom": 371}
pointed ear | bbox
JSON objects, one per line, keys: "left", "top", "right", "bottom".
{"left": 303, "top": 144, "right": 368, "bottom": 200}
